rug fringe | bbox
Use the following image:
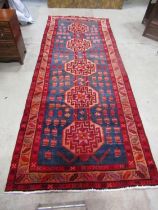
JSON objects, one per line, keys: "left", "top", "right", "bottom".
{"left": 4, "top": 185, "right": 158, "bottom": 194}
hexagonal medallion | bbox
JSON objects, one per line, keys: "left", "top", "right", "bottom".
{"left": 66, "top": 39, "right": 91, "bottom": 52}
{"left": 65, "top": 86, "right": 99, "bottom": 109}
{"left": 62, "top": 120, "right": 104, "bottom": 161}
{"left": 65, "top": 58, "right": 96, "bottom": 76}
{"left": 68, "top": 22, "right": 89, "bottom": 33}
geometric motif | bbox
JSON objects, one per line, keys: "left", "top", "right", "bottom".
{"left": 65, "top": 58, "right": 96, "bottom": 76}
{"left": 65, "top": 85, "right": 99, "bottom": 108}
{"left": 66, "top": 38, "right": 91, "bottom": 52}
{"left": 68, "top": 22, "right": 89, "bottom": 33}
{"left": 62, "top": 120, "right": 104, "bottom": 161}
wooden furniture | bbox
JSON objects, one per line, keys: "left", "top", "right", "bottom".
{"left": 142, "top": 0, "right": 158, "bottom": 41}
{"left": 0, "top": 9, "right": 26, "bottom": 64}
{"left": 0, "top": 0, "right": 9, "bottom": 9}
{"left": 48, "top": 0, "right": 124, "bottom": 9}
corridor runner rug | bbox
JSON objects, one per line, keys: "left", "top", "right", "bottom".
{"left": 6, "top": 16, "right": 158, "bottom": 191}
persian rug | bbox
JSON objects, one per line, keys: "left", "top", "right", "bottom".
{"left": 6, "top": 16, "right": 158, "bottom": 191}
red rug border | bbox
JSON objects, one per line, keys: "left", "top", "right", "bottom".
{"left": 5, "top": 16, "right": 158, "bottom": 191}
{"left": 105, "top": 19, "right": 158, "bottom": 178}
{"left": 5, "top": 17, "right": 55, "bottom": 191}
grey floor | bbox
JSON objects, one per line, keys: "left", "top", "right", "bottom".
{"left": 0, "top": 0, "right": 158, "bottom": 209}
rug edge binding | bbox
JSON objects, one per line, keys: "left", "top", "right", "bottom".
{"left": 4, "top": 185, "right": 158, "bottom": 194}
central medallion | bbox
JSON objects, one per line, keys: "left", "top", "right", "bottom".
{"left": 68, "top": 22, "right": 89, "bottom": 33}
{"left": 62, "top": 121, "right": 104, "bottom": 161}
{"left": 65, "top": 58, "right": 96, "bottom": 76}
{"left": 66, "top": 38, "right": 91, "bottom": 52}
{"left": 65, "top": 85, "right": 99, "bottom": 109}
